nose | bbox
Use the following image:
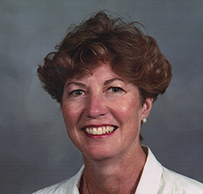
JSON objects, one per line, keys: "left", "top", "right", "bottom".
{"left": 85, "top": 93, "right": 108, "bottom": 119}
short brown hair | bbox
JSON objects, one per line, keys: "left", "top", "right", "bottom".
{"left": 38, "top": 11, "right": 172, "bottom": 104}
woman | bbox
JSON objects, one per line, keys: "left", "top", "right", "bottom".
{"left": 33, "top": 11, "right": 203, "bottom": 194}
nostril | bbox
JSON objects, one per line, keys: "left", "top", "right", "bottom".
{"left": 85, "top": 98, "right": 108, "bottom": 118}
{"left": 87, "top": 112, "right": 106, "bottom": 118}
{"left": 86, "top": 108, "right": 107, "bottom": 118}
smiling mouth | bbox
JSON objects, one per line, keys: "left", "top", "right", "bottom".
{"left": 82, "top": 126, "right": 117, "bottom": 135}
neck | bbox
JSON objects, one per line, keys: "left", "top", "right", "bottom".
{"left": 82, "top": 144, "right": 147, "bottom": 194}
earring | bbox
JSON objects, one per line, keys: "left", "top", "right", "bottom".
{"left": 142, "top": 118, "right": 147, "bottom": 123}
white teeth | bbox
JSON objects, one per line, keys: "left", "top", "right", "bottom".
{"left": 98, "top": 127, "right": 102, "bottom": 134}
{"left": 84, "top": 126, "right": 116, "bottom": 135}
{"left": 92, "top": 128, "right": 97, "bottom": 135}
{"left": 86, "top": 128, "right": 90, "bottom": 134}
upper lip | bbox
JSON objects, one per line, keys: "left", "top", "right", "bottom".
{"left": 81, "top": 124, "right": 117, "bottom": 130}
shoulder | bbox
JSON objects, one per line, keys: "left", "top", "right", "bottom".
{"left": 31, "top": 166, "right": 84, "bottom": 194}
{"left": 31, "top": 179, "right": 71, "bottom": 194}
{"left": 160, "top": 167, "right": 203, "bottom": 194}
{"left": 139, "top": 147, "right": 203, "bottom": 194}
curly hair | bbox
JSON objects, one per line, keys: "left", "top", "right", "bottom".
{"left": 38, "top": 11, "right": 172, "bottom": 105}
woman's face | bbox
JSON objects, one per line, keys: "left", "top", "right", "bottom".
{"left": 62, "top": 62, "right": 152, "bottom": 161}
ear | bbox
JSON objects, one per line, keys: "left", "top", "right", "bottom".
{"left": 141, "top": 98, "right": 153, "bottom": 121}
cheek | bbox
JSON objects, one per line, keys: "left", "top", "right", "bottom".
{"left": 62, "top": 106, "right": 82, "bottom": 145}
{"left": 62, "top": 104, "right": 79, "bottom": 127}
{"left": 116, "top": 98, "right": 139, "bottom": 116}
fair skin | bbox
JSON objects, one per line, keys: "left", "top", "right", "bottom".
{"left": 62, "top": 62, "right": 153, "bottom": 194}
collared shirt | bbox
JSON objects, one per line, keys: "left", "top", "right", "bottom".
{"left": 32, "top": 147, "right": 203, "bottom": 194}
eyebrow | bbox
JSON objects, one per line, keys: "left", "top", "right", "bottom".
{"left": 104, "top": 78, "right": 126, "bottom": 85}
{"left": 65, "top": 82, "right": 86, "bottom": 88}
{"left": 65, "top": 78, "right": 125, "bottom": 88}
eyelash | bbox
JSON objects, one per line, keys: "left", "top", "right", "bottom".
{"left": 68, "top": 89, "right": 85, "bottom": 97}
{"left": 108, "top": 87, "right": 124, "bottom": 93}
{"left": 68, "top": 87, "right": 124, "bottom": 98}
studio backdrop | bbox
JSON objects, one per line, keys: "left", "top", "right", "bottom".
{"left": 0, "top": 0, "right": 203, "bottom": 193}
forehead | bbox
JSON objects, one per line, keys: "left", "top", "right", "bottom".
{"left": 68, "top": 62, "right": 121, "bottom": 82}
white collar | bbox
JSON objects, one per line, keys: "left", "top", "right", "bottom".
{"left": 135, "top": 146, "right": 163, "bottom": 194}
{"left": 72, "top": 147, "right": 163, "bottom": 194}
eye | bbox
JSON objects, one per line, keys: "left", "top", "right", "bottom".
{"left": 68, "top": 89, "right": 85, "bottom": 97}
{"left": 108, "top": 87, "right": 125, "bottom": 93}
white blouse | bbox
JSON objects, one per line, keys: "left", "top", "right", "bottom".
{"left": 32, "top": 147, "right": 203, "bottom": 194}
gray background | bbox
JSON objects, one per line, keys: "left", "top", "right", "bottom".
{"left": 0, "top": 0, "right": 203, "bottom": 193}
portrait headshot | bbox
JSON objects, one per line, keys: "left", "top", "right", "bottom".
{"left": 0, "top": 1, "right": 203, "bottom": 194}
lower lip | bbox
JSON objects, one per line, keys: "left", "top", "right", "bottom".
{"left": 83, "top": 128, "right": 117, "bottom": 139}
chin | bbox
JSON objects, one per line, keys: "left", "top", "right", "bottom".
{"left": 82, "top": 148, "right": 119, "bottom": 162}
